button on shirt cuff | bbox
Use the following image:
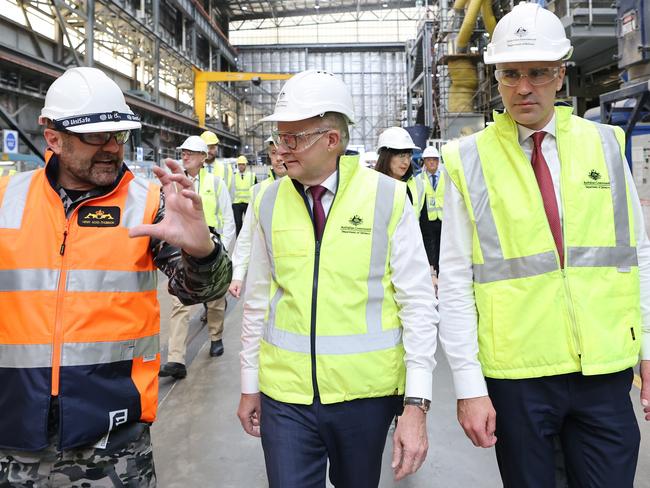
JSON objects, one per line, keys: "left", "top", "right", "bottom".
{"left": 405, "top": 368, "right": 434, "bottom": 401}
{"left": 453, "top": 368, "right": 489, "bottom": 399}
{"left": 241, "top": 369, "right": 259, "bottom": 394}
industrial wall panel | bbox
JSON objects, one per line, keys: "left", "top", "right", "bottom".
{"left": 238, "top": 46, "right": 406, "bottom": 152}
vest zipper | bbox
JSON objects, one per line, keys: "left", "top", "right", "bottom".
{"left": 556, "top": 136, "right": 582, "bottom": 358}
{"left": 50, "top": 180, "right": 128, "bottom": 396}
{"left": 303, "top": 173, "right": 340, "bottom": 401}
{"left": 52, "top": 219, "right": 72, "bottom": 396}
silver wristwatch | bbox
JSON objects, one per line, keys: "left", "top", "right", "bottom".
{"left": 403, "top": 396, "right": 431, "bottom": 414}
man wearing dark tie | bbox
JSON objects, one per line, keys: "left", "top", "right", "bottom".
{"left": 438, "top": 2, "right": 649, "bottom": 487}
{"left": 237, "top": 70, "right": 438, "bottom": 487}
{"left": 419, "top": 146, "right": 445, "bottom": 278}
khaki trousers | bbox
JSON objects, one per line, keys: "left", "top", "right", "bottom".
{"left": 167, "top": 295, "right": 226, "bottom": 364}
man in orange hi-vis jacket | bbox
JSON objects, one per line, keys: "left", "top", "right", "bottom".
{"left": 0, "top": 66, "right": 231, "bottom": 486}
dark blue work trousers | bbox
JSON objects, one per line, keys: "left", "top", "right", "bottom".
{"left": 260, "top": 393, "right": 402, "bottom": 488}
{"left": 486, "top": 368, "right": 640, "bottom": 488}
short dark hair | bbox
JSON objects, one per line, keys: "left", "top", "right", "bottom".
{"left": 375, "top": 147, "right": 413, "bottom": 181}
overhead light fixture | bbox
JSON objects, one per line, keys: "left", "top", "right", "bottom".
{"left": 382, "top": 3, "right": 388, "bottom": 7}
{"left": 242, "top": 5, "right": 248, "bottom": 10}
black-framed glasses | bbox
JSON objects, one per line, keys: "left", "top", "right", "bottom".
{"left": 271, "top": 128, "right": 331, "bottom": 152}
{"left": 65, "top": 130, "right": 131, "bottom": 146}
{"left": 494, "top": 67, "right": 561, "bottom": 87}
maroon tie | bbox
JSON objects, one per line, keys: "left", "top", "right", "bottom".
{"left": 531, "top": 131, "right": 564, "bottom": 267}
{"left": 309, "top": 185, "right": 327, "bottom": 241}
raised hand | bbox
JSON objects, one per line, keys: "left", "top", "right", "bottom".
{"left": 129, "top": 159, "right": 215, "bottom": 258}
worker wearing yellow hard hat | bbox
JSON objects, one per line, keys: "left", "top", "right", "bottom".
{"left": 200, "top": 130, "right": 235, "bottom": 204}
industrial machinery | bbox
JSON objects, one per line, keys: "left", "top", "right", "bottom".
{"left": 193, "top": 69, "right": 292, "bottom": 128}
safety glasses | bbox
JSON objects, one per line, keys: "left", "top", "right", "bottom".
{"left": 65, "top": 130, "right": 131, "bottom": 146}
{"left": 271, "top": 128, "right": 331, "bottom": 152}
{"left": 494, "top": 67, "right": 560, "bottom": 87}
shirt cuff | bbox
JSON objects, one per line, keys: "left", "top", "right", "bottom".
{"left": 405, "top": 368, "right": 433, "bottom": 401}
{"left": 641, "top": 330, "right": 650, "bottom": 360}
{"left": 241, "top": 368, "right": 259, "bottom": 394}
{"left": 453, "top": 368, "right": 488, "bottom": 399}
{"left": 232, "top": 265, "right": 246, "bottom": 282}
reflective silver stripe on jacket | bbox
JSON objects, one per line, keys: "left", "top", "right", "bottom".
{"left": 260, "top": 175, "right": 403, "bottom": 354}
{"left": 0, "top": 335, "right": 159, "bottom": 368}
{"left": 459, "top": 127, "right": 636, "bottom": 284}
{"left": 122, "top": 177, "right": 151, "bottom": 228}
{"left": 61, "top": 335, "right": 159, "bottom": 366}
{"left": 0, "top": 269, "right": 59, "bottom": 291}
{"left": 0, "top": 344, "right": 52, "bottom": 368}
{"left": 0, "top": 171, "right": 35, "bottom": 229}
{"left": 66, "top": 270, "right": 157, "bottom": 292}
{"left": 0, "top": 269, "right": 156, "bottom": 292}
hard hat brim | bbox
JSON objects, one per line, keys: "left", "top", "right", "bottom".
{"left": 484, "top": 47, "right": 573, "bottom": 65}
{"left": 378, "top": 143, "right": 420, "bottom": 151}
{"left": 66, "top": 120, "right": 142, "bottom": 133}
{"left": 260, "top": 111, "right": 355, "bottom": 125}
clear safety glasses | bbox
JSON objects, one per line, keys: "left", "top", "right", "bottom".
{"left": 271, "top": 128, "right": 331, "bottom": 152}
{"left": 494, "top": 67, "right": 561, "bottom": 87}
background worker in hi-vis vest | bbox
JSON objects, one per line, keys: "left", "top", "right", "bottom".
{"left": 439, "top": 3, "right": 650, "bottom": 487}
{"left": 229, "top": 135, "right": 287, "bottom": 299}
{"left": 232, "top": 155, "right": 257, "bottom": 236}
{"left": 159, "top": 136, "right": 235, "bottom": 379}
{"left": 0, "top": 67, "right": 231, "bottom": 486}
{"left": 237, "top": 69, "right": 438, "bottom": 487}
{"left": 418, "top": 146, "right": 444, "bottom": 281}
{"left": 200, "top": 130, "right": 235, "bottom": 203}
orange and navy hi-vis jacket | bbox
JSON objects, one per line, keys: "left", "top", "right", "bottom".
{"left": 0, "top": 154, "right": 161, "bottom": 450}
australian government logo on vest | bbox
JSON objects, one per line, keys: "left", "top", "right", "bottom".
{"left": 340, "top": 215, "right": 371, "bottom": 235}
{"left": 584, "top": 169, "right": 611, "bottom": 189}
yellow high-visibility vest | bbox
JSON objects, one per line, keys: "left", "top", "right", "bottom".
{"left": 256, "top": 155, "right": 407, "bottom": 404}
{"left": 442, "top": 106, "right": 640, "bottom": 379}
{"left": 234, "top": 170, "right": 255, "bottom": 204}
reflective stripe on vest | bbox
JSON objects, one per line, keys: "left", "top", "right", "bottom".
{"left": 0, "top": 335, "right": 159, "bottom": 368}
{"left": 0, "top": 171, "right": 35, "bottom": 229}
{"left": 458, "top": 125, "right": 636, "bottom": 284}
{"left": 0, "top": 269, "right": 156, "bottom": 292}
{"left": 122, "top": 177, "right": 150, "bottom": 228}
{"left": 258, "top": 174, "right": 402, "bottom": 355}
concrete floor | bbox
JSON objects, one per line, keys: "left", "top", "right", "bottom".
{"left": 151, "top": 283, "right": 650, "bottom": 487}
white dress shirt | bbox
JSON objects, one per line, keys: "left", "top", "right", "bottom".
{"left": 439, "top": 116, "right": 650, "bottom": 399}
{"left": 240, "top": 170, "right": 439, "bottom": 400}
{"left": 190, "top": 171, "right": 236, "bottom": 252}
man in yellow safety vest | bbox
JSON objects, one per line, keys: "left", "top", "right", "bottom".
{"left": 439, "top": 3, "right": 650, "bottom": 486}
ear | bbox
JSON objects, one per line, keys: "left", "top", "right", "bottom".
{"left": 327, "top": 129, "right": 341, "bottom": 152}
{"left": 44, "top": 129, "right": 65, "bottom": 155}
{"left": 556, "top": 66, "right": 566, "bottom": 92}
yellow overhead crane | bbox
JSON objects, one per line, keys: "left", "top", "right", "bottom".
{"left": 193, "top": 68, "right": 293, "bottom": 128}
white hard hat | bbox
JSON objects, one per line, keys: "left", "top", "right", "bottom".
{"left": 377, "top": 127, "right": 419, "bottom": 152}
{"left": 422, "top": 146, "right": 440, "bottom": 158}
{"left": 260, "top": 70, "right": 356, "bottom": 124}
{"left": 483, "top": 2, "right": 573, "bottom": 64}
{"left": 178, "top": 135, "right": 208, "bottom": 154}
{"left": 40, "top": 67, "right": 141, "bottom": 133}
{"left": 265, "top": 135, "right": 274, "bottom": 144}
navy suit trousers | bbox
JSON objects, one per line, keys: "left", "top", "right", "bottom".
{"left": 260, "top": 393, "right": 402, "bottom": 488}
{"left": 486, "top": 368, "right": 640, "bottom": 488}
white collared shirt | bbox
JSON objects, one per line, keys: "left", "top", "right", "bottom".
{"left": 438, "top": 116, "right": 650, "bottom": 399}
{"left": 240, "top": 170, "right": 439, "bottom": 400}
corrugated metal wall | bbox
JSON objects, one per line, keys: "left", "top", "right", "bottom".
{"left": 237, "top": 45, "right": 407, "bottom": 154}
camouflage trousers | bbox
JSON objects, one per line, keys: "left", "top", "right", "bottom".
{"left": 0, "top": 422, "right": 156, "bottom": 487}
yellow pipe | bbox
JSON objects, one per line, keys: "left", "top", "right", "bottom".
{"left": 456, "top": 0, "right": 484, "bottom": 50}
{"left": 448, "top": 58, "right": 478, "bottom": 113}
{"left": 481, "top": 0, "right": 497, "bottom": 37}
